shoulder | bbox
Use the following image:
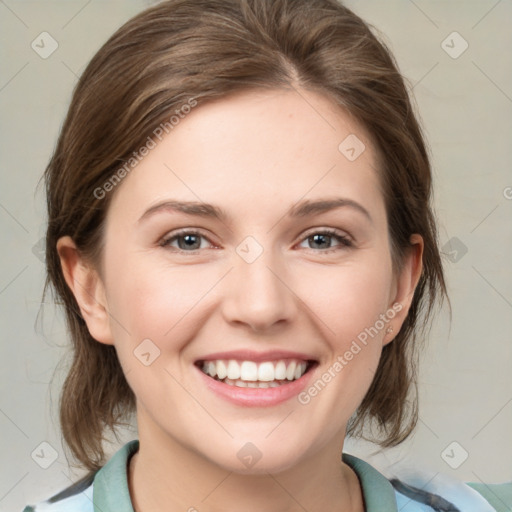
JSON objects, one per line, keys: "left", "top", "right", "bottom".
{"left": 466, "top": 481, "right": 512, "bottom": 512}
{"left": 22, "top": 440, "right": 139, "bottom": 512}
{"left": 391, "top": 477, "right": 512, "bottom": 511}
{"left": 21, "top": 472, "right": 95, "bottom": 512}
{"left": 343, "top": 452, "right": 512, "bottom": 512}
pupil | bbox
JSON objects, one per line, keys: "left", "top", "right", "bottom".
{"left": 179, "top": 234, "right": 200, "bottom": 250}
{"left": 311, "top": 234, "right": 330, "bottom": 249}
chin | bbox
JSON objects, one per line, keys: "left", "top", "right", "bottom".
{"left": 200, "top": 440, "right": 307, "bottom": 475}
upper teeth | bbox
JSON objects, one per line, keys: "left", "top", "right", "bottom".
{"left": 201, "top": 359, "right": 308, "bottom": 382}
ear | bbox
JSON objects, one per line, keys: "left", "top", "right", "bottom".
{"left": 56, "top": 236, "right": 114, "bottom": 345}
{"left": 383, "top": 234, "right": 424, "bottom": 345}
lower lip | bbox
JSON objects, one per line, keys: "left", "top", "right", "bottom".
{"left": 194, "top": 364, "right": 316, "bottom": 407}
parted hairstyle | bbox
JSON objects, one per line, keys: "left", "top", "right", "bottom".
{"left": 44, "top": 0, "right": 448, "bottom": 472}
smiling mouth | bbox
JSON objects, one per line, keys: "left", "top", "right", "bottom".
{"left": 195, "top": 359, "right": 317, "bottom": 388}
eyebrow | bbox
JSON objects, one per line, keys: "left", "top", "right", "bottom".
{"left": 138, "top": 197, "right": 372, "bottom": 223}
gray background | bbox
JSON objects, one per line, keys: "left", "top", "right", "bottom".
{"left": 1, "top": 1, "right": 511, "bottom": 510}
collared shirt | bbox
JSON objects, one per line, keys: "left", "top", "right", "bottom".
{"left": 23, "top": 440, "right": 512, "bottom": 512}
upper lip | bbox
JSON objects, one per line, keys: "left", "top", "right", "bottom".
{"left": 195, "top": 349, "right": 318, "bottom": 363}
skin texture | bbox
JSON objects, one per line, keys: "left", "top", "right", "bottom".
{"left": 58, "top": 87, "right": 423, "bottom": 512}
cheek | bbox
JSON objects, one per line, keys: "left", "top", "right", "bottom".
{"left": 290, "top": 264, "right": 394, "bottom": 436}
{"left": 298, "top": 260, "right": 394, "bottom": 338}
{"left": 103, "top": 264, "right": 212, "bottom": 405}
{"left": 104, "top": 259, "right": 219, "bottom": 347}
{"left": 296, "top": 259, "right": 394, "bottom": 403}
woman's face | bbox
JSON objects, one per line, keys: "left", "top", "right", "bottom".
{"left": 65, "top": 88, "right": 420, "bottom": 474}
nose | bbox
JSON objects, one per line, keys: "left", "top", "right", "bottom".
{"left": 221, "top": 245, "right": 297, "bottom": 333}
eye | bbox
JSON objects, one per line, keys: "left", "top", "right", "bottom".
{"left": 297, "top": 228, "right": 353, "bottom": 253}
{"left": 160, "top": 229, "right": 214, "bottom": 252}
{"left": 159, "top": 227, "right": 353, "bottom": 254}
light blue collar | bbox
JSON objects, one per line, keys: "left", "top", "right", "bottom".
{"left": 93, "top": 440, "right": 399, "bottom": 511}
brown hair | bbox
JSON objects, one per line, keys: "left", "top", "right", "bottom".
{"left": 44, "top": 0, "right": 447, "bottom": 472}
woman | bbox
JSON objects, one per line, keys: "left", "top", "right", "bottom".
{"left": 23, "top": 0, "right": 511, "bottom": 510}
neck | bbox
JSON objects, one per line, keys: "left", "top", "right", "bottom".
{"left": 128, "top": 416, "right": 364, "bottom": 512}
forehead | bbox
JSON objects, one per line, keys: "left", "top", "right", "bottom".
{"left": 107, "top": 87, "right": 385, "bottom": 225}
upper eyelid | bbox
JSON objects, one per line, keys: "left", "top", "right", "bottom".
{"left": 160, "top": 229, "right": 215, "bottom": 248}
{"left": 300, "top": 226, "right": 351, "bottom": 239}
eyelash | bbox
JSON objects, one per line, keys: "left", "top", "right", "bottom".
{"left": 159, "top": 228, "right": 353, "bottom": 255}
